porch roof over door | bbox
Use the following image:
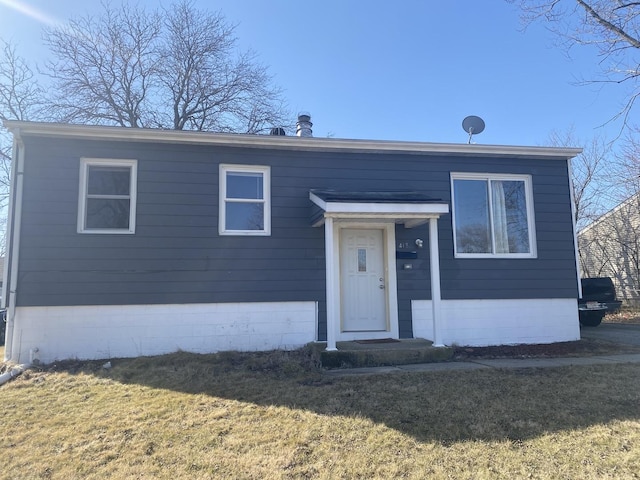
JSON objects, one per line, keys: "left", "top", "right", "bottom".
{"left": 309, "top": 189, "right": 450, "bottom": 228}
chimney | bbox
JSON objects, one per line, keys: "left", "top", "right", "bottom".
{"left": 296, "top": 113, "right": 313, "bottom": 137}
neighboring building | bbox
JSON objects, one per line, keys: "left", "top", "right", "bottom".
{"left": 578, "top": 193, "right": 640, "bottom": 307}
{"left": 2, "top": 118, "right": 582, "bottom": 364}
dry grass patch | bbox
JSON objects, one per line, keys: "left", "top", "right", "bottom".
{"left": 605, "top": 309, "right": 640, "bottom": 324}
{"left": 1, "top": 349, "right": 639, "bottom": 479}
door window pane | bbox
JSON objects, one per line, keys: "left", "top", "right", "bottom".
{"left": 358, "top": 248, "right": 367, "bottom": 272}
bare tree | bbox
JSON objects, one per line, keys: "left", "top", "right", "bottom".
{"left": 547, "top": 128, "right": 616, "bottom": 229}
{"left": 564, "top": 125, "right": 640, "bottom": 302}
{"left": 0, "top": 39, "right": 44, "bottom": 254}
{"left": 509, "top": 0, "right": 640, "bottom": 124}
{"left": 42, "top": 0, "right": 288, "bottom": 133}
{"left": 161, "top": 1, "right": 286, "bottom": 132}
{"left": 0, "top": 39, "right": 43, "bottom": 199}
{"left": 0, "top": 40, "right": 43, "bottom": 124}
{"left": 578, "top": 194, "right": 640, "bottom": 305}
{"left": 43, "top": 4, "right": 162, "bottom": 127}
{"left": 615, "top": 125, "right": 640, "bottom": 197}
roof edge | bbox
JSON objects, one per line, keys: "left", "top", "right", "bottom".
{"left": 3, "top": 120, "right": 583, "bottom": 159}
{"left": 578, "top": 192, "right": 640, "bottom": 235}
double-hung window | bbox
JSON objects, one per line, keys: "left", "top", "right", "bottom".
{"left": 78, "top": 158, "right": 137, "bottom": 234}
{"left": 219, "top": 164, "right": 270, "bottom": 235}
{"left": 451, "top": 173, "right": 536, "bottom": 258}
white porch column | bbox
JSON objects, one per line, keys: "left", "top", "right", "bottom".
{"left": 324, "top": 216, "right": 338, "bottom": 351}
{"left": 429, "top": 217, "right": 444, "bottom": 347}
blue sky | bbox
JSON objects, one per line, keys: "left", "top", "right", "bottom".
{"left": 0, "top": 0, "right": 632, "bottom": 146}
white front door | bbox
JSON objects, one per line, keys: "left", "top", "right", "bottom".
{"left": 340, "top": 228, "right": 387, "bottom": 332}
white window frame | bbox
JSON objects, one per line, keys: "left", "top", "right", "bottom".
{"left": 451, "top": 172, "right": 537, "bottom": 258}
{"left": 78, "top": 158, "right": 137, "bottom": 234}
{"left": 219, "top": 164, "right": 271, "bottom": 236}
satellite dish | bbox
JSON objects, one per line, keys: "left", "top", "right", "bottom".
{"left": 462, "top": 115, "right": 485, "bottom": 144}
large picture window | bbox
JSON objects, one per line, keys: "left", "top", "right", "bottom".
{"left": 451, "top": 173, "right": 536, "bottom": 257}
{"left": 78, "top": 158, "right": 137, "bottom": 234}
{"left": 219, "top": 164, "right": 270, "bottom": 235}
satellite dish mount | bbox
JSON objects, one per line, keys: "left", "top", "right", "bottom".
{"left": 462, "top": 115, "right": 485, "bottom": 144}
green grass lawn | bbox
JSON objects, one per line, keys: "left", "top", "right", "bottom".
{"left": 1, "top": 349, "right": 639, "bottom": 479}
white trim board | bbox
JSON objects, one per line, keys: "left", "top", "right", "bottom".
{"left": 325, "top": 222, "right": 400, "bottom": 346}
{"left": 5, "top": 120, "right": 582, "bottom": 160}
{"left": 219, "top": 163, "right": 271, "bottom": 236}
{"left": 8, "top": 301, "right": 317, "bottom": 364}
{"left": 411, "top": 298, "right": 580, "bottom": 346}
{"left": 450, "top": 172, "right": 537, "bottom": 259}
{"left": 77, "top": 158, "right": 138, "bottom": 234}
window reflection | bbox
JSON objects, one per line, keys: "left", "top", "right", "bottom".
{"left": 225, "top": 203, "right": 264, "bottom": 230}
{"left": 454, "top": 179, "right": 490, "bottom": 253}
{"left": 86, "top": 199, "right": 130, "bottom": 229}
{"left": 227, "top": 172, "right": 263, "bottom": 199}
{"left": 454, "top": 177, "right": 532, "bottom": 255}
{"left": 88, "top": 166, "right": 130, "bottom": 195}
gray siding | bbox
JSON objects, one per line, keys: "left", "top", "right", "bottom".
{"left": 16, "top": 135, "right": 579, "bottom": 340}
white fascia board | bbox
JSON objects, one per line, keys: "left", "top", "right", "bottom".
{"left": 4, "top": 121, "right": 582, "bottom": 160}
{"left": 309, "top": 191, "right": 449, "bottom": 216}
{"left": 309, "top": 191, "right": 327, "bottom": 210}
{"left": 324, "top": 213, "right": 444, "bottom": 221}
{"left": 312, "top": 213, "right": 444, "bottom": 228}
{"left": 322, "top": 201, "right": 449, "bottom": 215}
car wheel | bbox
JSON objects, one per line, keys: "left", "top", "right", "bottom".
{"left": 579, "top": 310, "right": 605, "bottom": 327}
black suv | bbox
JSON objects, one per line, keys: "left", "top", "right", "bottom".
{"left": 579, "top": 277, "right": 622, "bottom": 327}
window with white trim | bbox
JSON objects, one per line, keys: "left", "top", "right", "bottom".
{"left": 219, "top": 164, "right": 270, "bottom": 235}
{"left": 451, "top": 173, "right": 536, "bottom": 257}
{"left": 78, "top": 158, "right": 137, "bottom": 234}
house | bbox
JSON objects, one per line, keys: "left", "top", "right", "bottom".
{"left": 578, "top": 193, "right": 640, "bottom": 307}
{"left": 2, "top": 117, "right": 583, "bottom": 364}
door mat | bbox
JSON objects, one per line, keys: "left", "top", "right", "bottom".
{"left": 354, "top": 338, "right": 400, "bottom": 344}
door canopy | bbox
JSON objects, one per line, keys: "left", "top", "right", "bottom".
{"left": 310, "top": 189, "right": 449, "bottom": 227}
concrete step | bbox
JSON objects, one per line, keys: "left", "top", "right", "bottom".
{"left": 315, "top": 338, "right": 454, "bottom": 369}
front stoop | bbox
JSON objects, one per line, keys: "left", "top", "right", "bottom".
{"left": 316, "top": 339, "right": 454, "bottom": 369}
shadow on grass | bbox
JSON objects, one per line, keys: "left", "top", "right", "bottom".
{"left": 46, "top": 348, "right": 640, "bottom": 445}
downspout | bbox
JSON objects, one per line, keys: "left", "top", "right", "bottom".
{"left": 0, "top": 364, "right": 27, "bottom": 387}
{"left": 3, "top": 129, "right": 26, "bottom": 363}
{"left": 567, "top": 157, "right": 583, "bottom": 299}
